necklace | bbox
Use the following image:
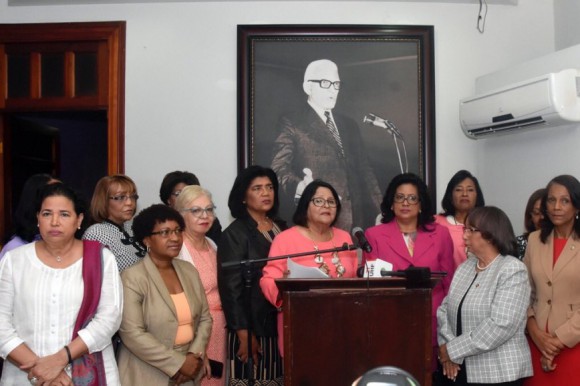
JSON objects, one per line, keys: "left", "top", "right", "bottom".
{"left": 476, "top": 254, "right": 499, "bottom": 271}
{"left": 43, "top": 242, "right": 72, "bottom": 263}
{"left": 307, "top": 228, "right": 345, "bottom": 277}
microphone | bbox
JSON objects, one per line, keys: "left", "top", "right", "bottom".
{"left": 363, "top": 113, "right": 403, "bottom": 139}
{"left": 352, "top": 227, "right": 372, "bottom": 253}
{"left": 380, "top": 267, "right": 447, "bottom": 288}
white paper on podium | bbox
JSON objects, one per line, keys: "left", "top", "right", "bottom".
{"left": 363, "top": 259, "right": 394, "bottom": 278}
{"left": 287, "top": 258, "right": 330, "bottom": 279}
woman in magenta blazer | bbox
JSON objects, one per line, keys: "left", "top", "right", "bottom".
{"left": 363, "top": 173, "right": 455, "bottom": 372}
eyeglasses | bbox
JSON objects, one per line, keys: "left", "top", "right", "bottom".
{"left": 307, "top": 79, "right": 341, "bottom": 90}
{"left": 150, "top": 228, "right": 183, "bottom": 238}
{"left": 109, "top": 194, "right": 139, "bottom": 202}
{"left": 393, "top": 194, "right": 420, "bottom": 205}
{"left": 182, "top": 206, "right": 216, "bottom": 218}
{"left": 311, "top": 197, "right": 338, "bottom": 208}
{"left": 463, "top": 226, "right": 480, "bottom": 234}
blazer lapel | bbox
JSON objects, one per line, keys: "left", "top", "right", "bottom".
{"left": 173, "top": 260, "right": 197, "bottom": 314}
{"left": 306, "top": 108, "right": 343, "bottom": 154}
{"left": 538, "top": 234, "right": 554, "bottom": 281}
{"left": 144, "top": 255, "right": 177, "bottom": 317}
{"left": 383, "top": 221, "right": 414, "bottom": 265}
{"left": 553, "top": 235, "right": 580, "bottom": 278}
{"left": 411, "top": 229, "right": 435, "bottom": 263}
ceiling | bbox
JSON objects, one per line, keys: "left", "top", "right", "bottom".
{"left": 9, "top": 0, "right": 518, "bottom": 6}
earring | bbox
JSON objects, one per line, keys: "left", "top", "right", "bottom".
{"left": 146, "top": 245, "right": 151, "bottom": 253}
{"left": 576, "top": 212, "right": 579, "bottom": 220}
{"left": 37, "top": 223, "right": 40, "bottom": 227}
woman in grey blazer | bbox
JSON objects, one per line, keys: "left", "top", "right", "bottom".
{"left": 117, "top": 205, "right": 212, "bottom": 386}
{"left": 437, "top": 206, "right": 532, "bottom": 386}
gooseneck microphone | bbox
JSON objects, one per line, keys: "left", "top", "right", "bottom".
{"left": 352, "top": 227, "right": 372, "bottom": 253}
{"left": 363, "top": 113, "right": 403, "bottom": 139}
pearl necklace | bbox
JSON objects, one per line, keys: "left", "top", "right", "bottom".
{"left": 476, "top": 254, "right": 499, "bottom": 271}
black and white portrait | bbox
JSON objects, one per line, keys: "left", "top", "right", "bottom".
{"left": 238, "top": 25, "right": 436, "bottom": 231}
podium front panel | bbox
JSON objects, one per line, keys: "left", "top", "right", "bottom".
{"left": 282, "top": 286, "right": 432, "bottom": 386}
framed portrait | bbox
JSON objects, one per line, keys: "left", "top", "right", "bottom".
{"left": 238, "top": 24, "right": 435, "bottom": 231}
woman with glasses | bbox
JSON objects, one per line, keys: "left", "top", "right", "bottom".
{"left": 435, "top": 170, "right": 486, "bottom": 269}
{"left": 117, "top": 204, "right": 212, "bottom": 386}
{"left": 175, "top": 185, "right": 226, "bottom": 385}
{"left": 260, "top": 180, "right": 358, "bottom": 355}
{"left": 523, "top": 175, "right": 580, "bottom": 386}
{"left": 217, "top": 166, "right": 286, "bottom": 385}
{"left": 159, "top": 170, "right": 222, "bottom": 244}
{"left": 437, "top": 206, "right": 531, "bottom": 386}
{"left": 515, "top": 188, "right": 546, "bottom": 260}
{"left": 83, "top": 174, "right": 146, "bottom": 272}
{"left": 363, "top": 173, "right": 455, "bottom": 373}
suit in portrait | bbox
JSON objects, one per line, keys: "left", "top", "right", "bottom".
{"left": 270, "top": 59, "right": 382, "bottom": 231}
{"left": 272, "top": 104, "right": 382, "bottom": 231}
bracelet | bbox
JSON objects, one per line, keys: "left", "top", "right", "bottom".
{"left": 64, "top": 345, "right": 73, "bottom": 364}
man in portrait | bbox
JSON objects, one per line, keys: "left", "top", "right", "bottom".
{"left": 270, "top": 59, "right": 383, "bottom": 231}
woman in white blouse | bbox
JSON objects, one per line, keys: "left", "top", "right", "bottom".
{"left": 0, "top": 183, "right": 122, "bottom": 386}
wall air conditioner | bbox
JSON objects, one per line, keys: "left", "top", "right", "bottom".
{"left": 460, "top": 69, "right": 580, "bottom": 139}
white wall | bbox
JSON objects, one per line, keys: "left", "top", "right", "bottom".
{"left": 0, "top": 0, "right": 555, "bottom": 233}
{"left": 554, "top": 0, "right": 580, "bottom": 50}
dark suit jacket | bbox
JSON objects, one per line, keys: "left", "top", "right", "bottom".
{"left": 217, "top": 216, "right": 286, "bottom": 337}
{"left": 271, "top": 105, "right": 382, "bottom": 230}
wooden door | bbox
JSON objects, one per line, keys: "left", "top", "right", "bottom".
{"left": 0, "top": 21, "right": 125, "bottom": 242}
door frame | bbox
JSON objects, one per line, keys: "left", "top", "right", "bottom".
{"left": 0, "top": 21, "right": 126, "bottom": 239}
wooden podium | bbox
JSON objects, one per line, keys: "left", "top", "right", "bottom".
{"left": 276, "top": 277, "right": 438, "bottom": 386}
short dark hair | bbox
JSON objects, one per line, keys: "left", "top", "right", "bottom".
{"left": 159, "top": 171, "right": 200, "bottom": 205}
{"left": 227, "top": 165, "right": 280, "bottom": 219}
{"left": 293, "top": 180, "right": 341, "bottom": 227}
{"left": 11, "top": 173, "right": 54, "bottom": 243}
{"left": 540, "top": 175, "right": 580, "bottom": 243}
{"left": 35, "top": 182, "right": 88, "bottom": 239}
{"left": 132, "top": 204, "right": 185, "bottom": 244}
{"left": 380, "top": 173, "right": 434, "bottom": 230}
{"left": 524, "top": 188, "right": 546, "bottom": 234}
{"left": 440, "top": 170, "right": 485, "bottom": 216}
{"left": 467, "top": 206, "right": 517, "bottom": 257}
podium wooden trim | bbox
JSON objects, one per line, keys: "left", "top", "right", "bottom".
{"left": 276, "top": 277, "right": 437, "bottom": 386}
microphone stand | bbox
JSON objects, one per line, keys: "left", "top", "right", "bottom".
{"left": 221, "top": 242, "right": 357, "bottom": 385}
{"left": 363, "top": 114, "right": 408, "bottom": 174}
{"left": 386, "top": 120, "right": 409, "bottom": 174}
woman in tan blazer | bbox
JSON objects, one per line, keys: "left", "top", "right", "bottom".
{"left": 118, "top": 204, "right": 212, "bottom": 386}
{"left": 524, "top": 175, "right": 580, "bottom": 385}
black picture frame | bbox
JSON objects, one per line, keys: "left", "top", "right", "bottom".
{"left": 238, "top": 24, "right": 436, "bottom": 228}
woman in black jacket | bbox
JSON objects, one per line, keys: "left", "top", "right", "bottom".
{"left": 217, "top": 165, "right": 286, "bottom": 385}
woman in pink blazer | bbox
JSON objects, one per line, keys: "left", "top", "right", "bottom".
{"left": 363, "top": 173, "right": 455, "bottom": 373}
